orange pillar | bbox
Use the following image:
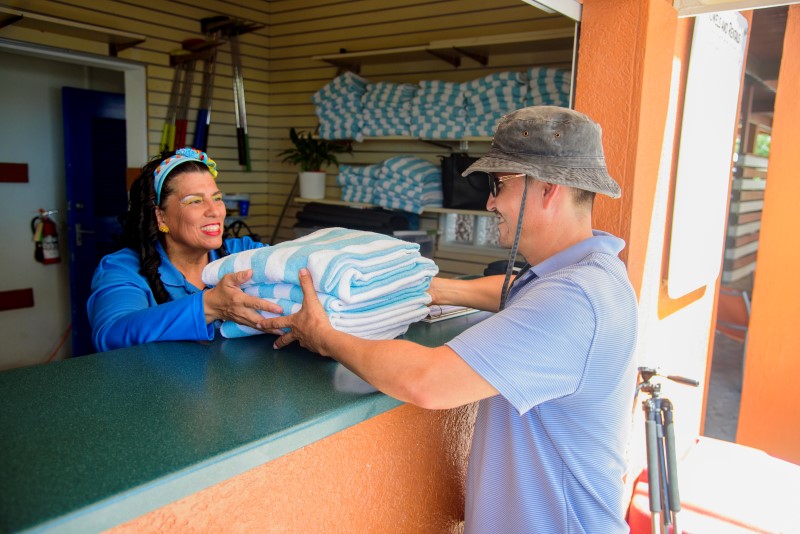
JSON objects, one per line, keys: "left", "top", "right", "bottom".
{"left": 575, "top": 0, "right": 678, "bottom": 299}
{"left": 737, "top": 4, "right": 800, "bottom": 465}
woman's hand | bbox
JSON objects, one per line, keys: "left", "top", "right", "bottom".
{"left": 259, "top": 268, "right": 336, "bottom": 353}
{"left": 203, "top": 269, "right": 283, "bottom": 328}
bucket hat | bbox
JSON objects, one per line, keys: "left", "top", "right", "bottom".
{"left": 462, "top": 106, "right": 621, "bottom": 198}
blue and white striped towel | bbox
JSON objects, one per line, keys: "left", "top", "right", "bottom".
{"left": 341, "top": 185, "right": 375, "bottom": 203}
{"left": 202, "top": 227, "right": 439, "bottom": 304}
{"left": 244, "top": 283, "right": 431, "bottom": 313}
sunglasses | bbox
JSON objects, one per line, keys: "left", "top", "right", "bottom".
{"left": 488, "top": 173, "right": 527, "bottom": 197}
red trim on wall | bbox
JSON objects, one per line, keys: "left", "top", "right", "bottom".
{"left": 0, "top": 288, "right": 34, "bottom": 311}
{"left": 0, "top": 163, "right": 29, "bottom": 183}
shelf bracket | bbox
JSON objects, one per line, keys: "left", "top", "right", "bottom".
{"left": 425, "top": 49, "right": 460, "bottom": 68}
{"left": 421, "top": 139, "right": 455, "bottom": 150}
{"left": 453, "top": 47, "right": 488, "bottom": 66}
{"left": 0, "top": 14, "right": 22, "bottom": 30}
{"left": 109, "top": 38, "right": 146, "bottom": 57}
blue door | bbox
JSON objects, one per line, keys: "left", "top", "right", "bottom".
{"left": 62, "top": 87, "right": 128, "bottom": 356}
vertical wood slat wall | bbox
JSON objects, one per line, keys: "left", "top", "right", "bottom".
{"left": 1, "top": 0, "right": 572, "bottom": 274}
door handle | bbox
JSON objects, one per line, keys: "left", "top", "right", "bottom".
{"left": 75, "top": 223, "right": 96, "bottom": 247}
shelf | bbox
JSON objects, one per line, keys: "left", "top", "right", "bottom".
{"left": 313, "top": 28, "right": 575, "bottom": 70}
{"left": 357, "top": 136, "right": 492, "bottom": 142}
{"left": 294, "top": 197, "right": 491, "bottom": 216}
{"left": 315, "top": 135, "right": 492, "bottom": 150}
{"left": 0, "top": 7, "right": 145, "bottom": 56}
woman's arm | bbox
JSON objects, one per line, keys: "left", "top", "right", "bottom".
{"left": 87, "top": 246, "right": 280, "bottom": 352}
{"left": 88, "top": 274, "right": 213, "bottom": 352}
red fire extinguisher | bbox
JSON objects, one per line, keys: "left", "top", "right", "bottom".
{"left": 31, "top": 209, "right": 61, "bottom": 264}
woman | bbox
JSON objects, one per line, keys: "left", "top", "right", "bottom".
{"left": 87, "top": 147, "right": 279, "bottom": 352}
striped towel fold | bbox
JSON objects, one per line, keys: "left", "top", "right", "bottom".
{"left": 202, "top": 227, "right": 438, "bottom": 304}
{"left": 203, "top": 228, "right": 437, "bottom": 340}
{"left": 341, "top": 185, "right": 374, "bottom": 203}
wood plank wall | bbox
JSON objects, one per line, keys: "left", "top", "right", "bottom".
{"left": 0, "top": 0, "right": 573, "bottom": 277}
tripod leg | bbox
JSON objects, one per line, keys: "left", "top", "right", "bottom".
{"left": 655, "top": 412, "right": 673, "bottom": 532}
{"left": 662, "top": 399, "right": 682, "bottom": 534}
{"left": 644, "top": 400, "right": 663, "bottom": 534}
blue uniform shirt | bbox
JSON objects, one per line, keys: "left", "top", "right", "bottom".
{"left": 87, "top": 237, "right": 264, "bottom": 352}
{"left": 448, "top": 231, "right": 638, "bottom": 534}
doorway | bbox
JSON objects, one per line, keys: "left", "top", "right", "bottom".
{"left": 0, "top": 39, "right": 146, "bottom": 369}
{"left": 62, "top": 87, "right": 128, "bottom": 356}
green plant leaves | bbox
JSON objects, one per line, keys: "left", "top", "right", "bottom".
{"left": 277, "top": 127, "right": 351, "bottom": 172}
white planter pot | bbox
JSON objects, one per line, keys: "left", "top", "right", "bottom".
{"left": 299, "top": 171, "right": 326, "bottom": 199}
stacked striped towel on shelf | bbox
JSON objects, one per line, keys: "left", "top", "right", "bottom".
{"left": 526, "top": 67, "right": 571, "bottom": 107}
{"left": 313, "top": 72, "right": 368, "bottom": 141}
{"left": 373, "top": 156, "right": 443, "bottom": 214}
{"left": 312, "top": 69, "right": 570, "bottom": 142}
{"left": 463, "top": 71, "right": 528, "bottom": 137}
{"left": 361, "top": 82, "right": 415, "bottom": 137}
{"left": 337, "top": 163, "right": 383, "bottom": 204}
{"left": 410, "top": 80, "right": 468, "bottom": 139}
{"left": 201, "top": 227, "right": 438, "bottom": 340}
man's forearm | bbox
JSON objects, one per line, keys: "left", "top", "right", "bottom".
{"left": 430, "top": 275, "right": 505, "bottom": 312}
{"left": 319, "top": 328, "right": 498, "bottom": 409}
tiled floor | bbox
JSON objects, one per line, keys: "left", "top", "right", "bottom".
{"left": 702, "top": 332, "right": 745, "bottom": 442}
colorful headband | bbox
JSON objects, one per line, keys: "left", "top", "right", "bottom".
{"left": 153, "top": 147, "right": 218, "bottom": 204}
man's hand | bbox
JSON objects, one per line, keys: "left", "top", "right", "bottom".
{"left": 203, "top": 269, "right": 283, "bottom": 327}
{"left": 259, "top": 268, "right": 336, "bottom": 353}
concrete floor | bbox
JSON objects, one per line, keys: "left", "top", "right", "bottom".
{"left": 702, "top": 331, "right": 744, "bottom": 442}
{"left": 702, "top": 272, "right": 752, "bottom": 442}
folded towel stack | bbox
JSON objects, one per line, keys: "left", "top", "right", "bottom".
{"left": 410, "top": 80, "right": 468, "bottom": 139}
{"left": 373, "top": 155, "right": 443, "bottom": 214}
{"left": 337, "top": 163, "right": 383, "bottom": 204}
{"left": 463, "top": 71, "right": 529, "bottom": 137}
{"left": 361, "top": 82, "right": 416, "bottom": 137}
{"left": 526, "top": 67, "right": 571, "bottom": 107}
{"left": 201, "top": 227, "right": 438, "bottom": 339}
{"left": 314, "top": 72, "right": 368, "bottom": 141}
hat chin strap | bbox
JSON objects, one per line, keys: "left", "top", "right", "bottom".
{"left": 499, "top": 177, "right": 528, "bottom": 310}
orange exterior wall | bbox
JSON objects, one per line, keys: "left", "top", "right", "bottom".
{"left": 111, "top": 403, "right": 476, "bottom": 532}
{"left": 736, "top": 4, "right": 800, "bottom": 465}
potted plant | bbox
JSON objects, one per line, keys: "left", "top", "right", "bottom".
{"left": 278, "top": 127, "right": 351, "bottom": 199}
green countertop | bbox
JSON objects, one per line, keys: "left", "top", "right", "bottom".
{"left": 0, "top": 313, "right": 489, "bottom": 533}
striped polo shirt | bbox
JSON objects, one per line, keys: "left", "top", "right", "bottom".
{"left": 447, "top": 231, "right": 638, "bottom": 533}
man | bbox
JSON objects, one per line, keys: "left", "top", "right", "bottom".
{"left": 261, "top": 106, "right": 639, "bottom": 533}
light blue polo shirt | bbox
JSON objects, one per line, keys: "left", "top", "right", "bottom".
{"left": 447, "top": 231, "right": 638, "bottom": 533}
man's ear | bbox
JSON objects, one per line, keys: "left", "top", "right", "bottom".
{"left": 540, "top": 182, "right": 561, "bottom": 208}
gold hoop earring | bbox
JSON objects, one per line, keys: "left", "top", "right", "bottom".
{"left": 158, "top": 224, "right": 170, "bottom": 234}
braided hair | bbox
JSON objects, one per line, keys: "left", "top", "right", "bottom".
{"left": 121, "top": 150, "right": 227, "bottom": 304}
